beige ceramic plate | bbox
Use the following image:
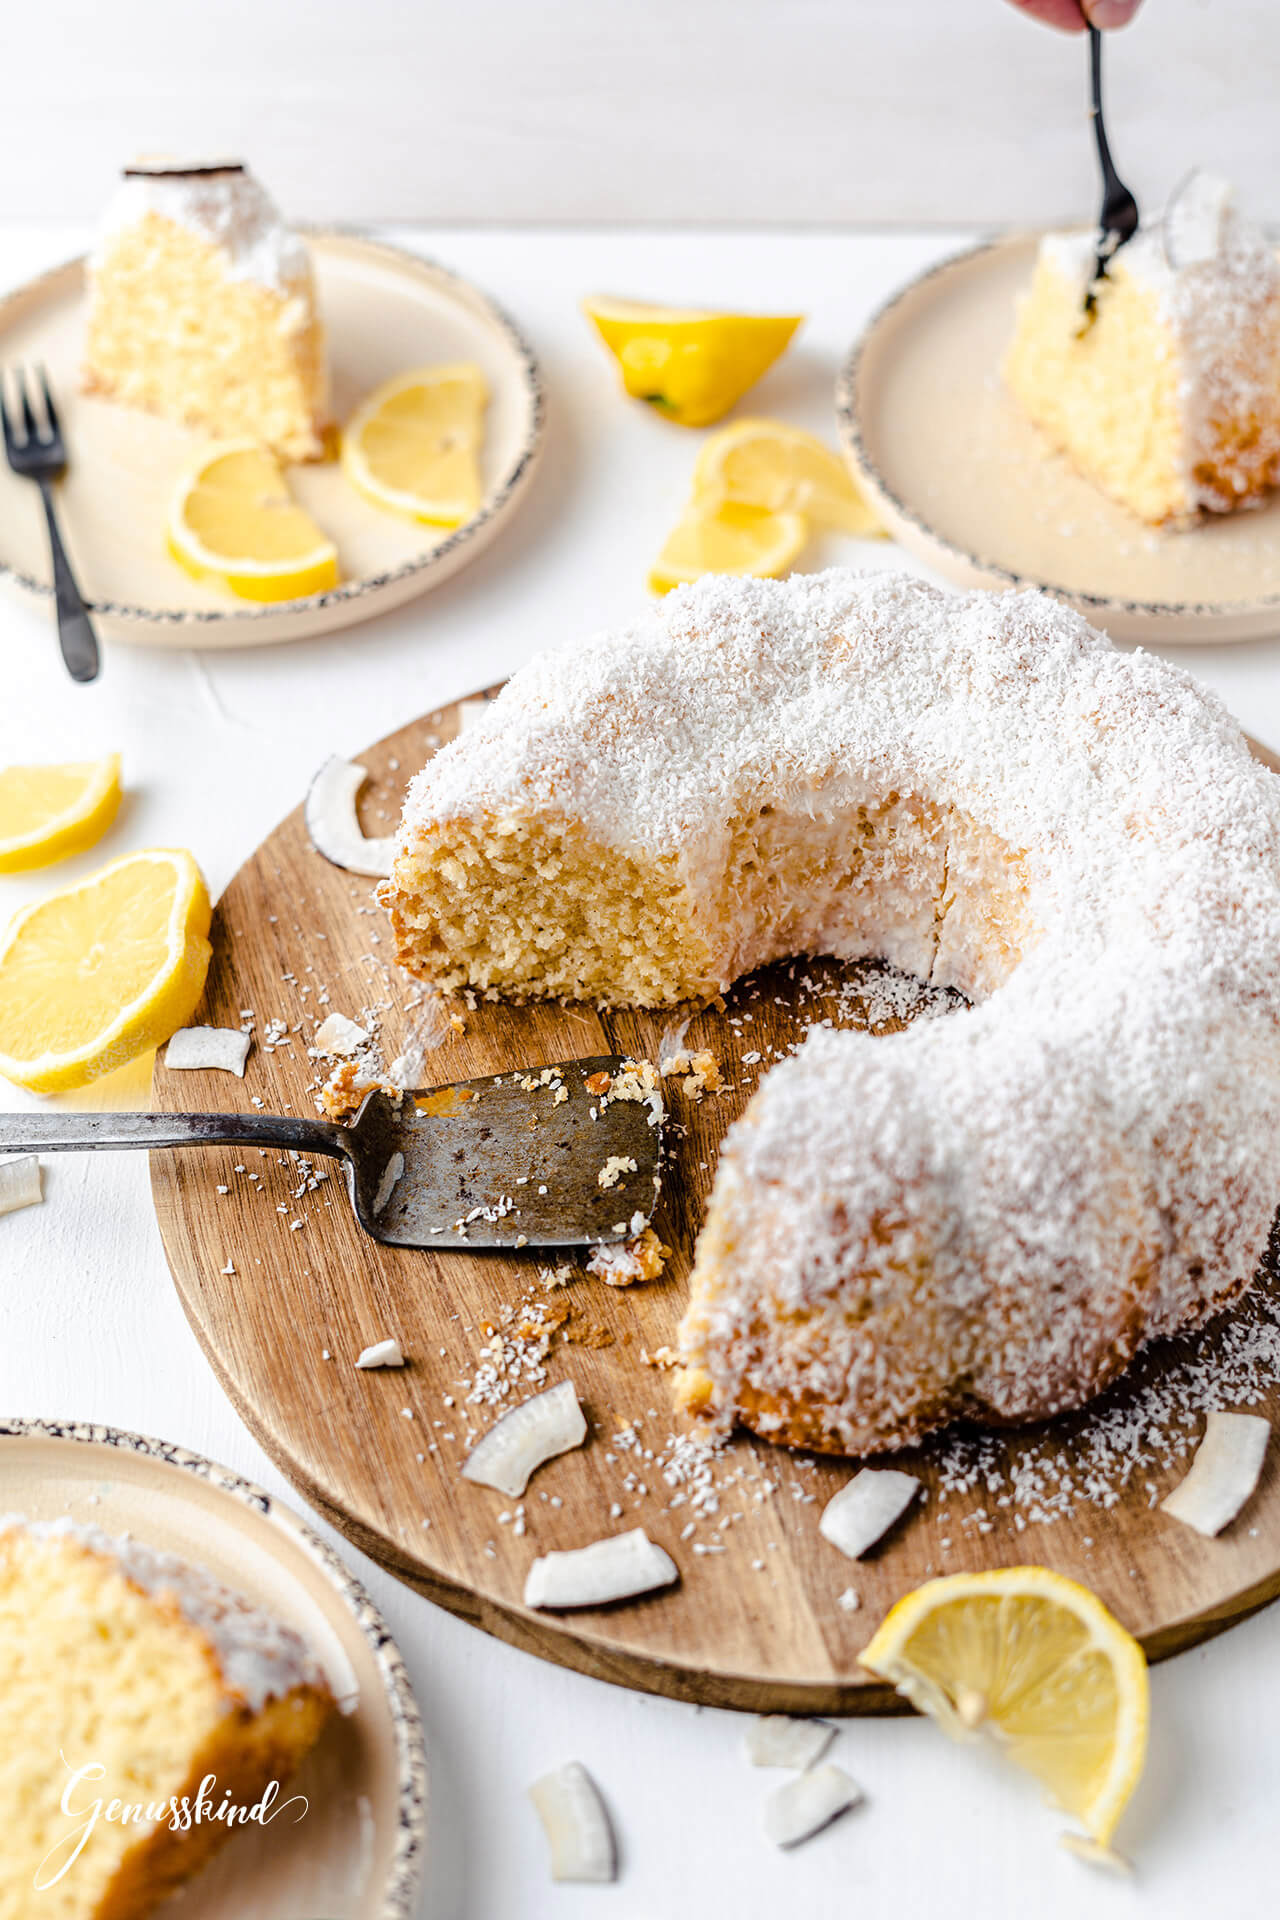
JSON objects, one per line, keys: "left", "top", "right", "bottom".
{"left": 0, "top": 232, "right": 543, "bottom": 647}
{"left": 0, "top": 1418, "right": 426, "bottom": 1918}
{"left": 837, "top": 233, "right": 1280, "bottom": 644}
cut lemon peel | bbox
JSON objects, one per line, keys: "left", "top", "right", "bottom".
{"left": 583, "top": 296, "right": 802, "bottom": 427}
{"left": 167, "top": 442, "right": 339, "bottom": 604}
{"left": 859, "top": 1567, "right": 1149, "bottom": 1848}
{"left": 0, "top": 756, "right": 122, "bottom": 872}
{"left": 341, "top": 363, "right": 488, "bottom": 526}
{"left": 0, "top": 848, "right": 212, "bottom": 1094}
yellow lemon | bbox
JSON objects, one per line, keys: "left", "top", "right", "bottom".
{"left": 168, "top": 442, "right": 339, "bottom": 603}
{"left": 583, "top": 297, "right": 802, "bottom": 427}
{"left": 860, "top": 1567, "right": 1149, "bottom": 1848}
{"left": 0, "top": 849, "right": 212, "bottom": 1093}
{"left": 0, "top": 756, "right": 122, "bottom": 872}
{"left": 648, "top": 500, "right": 808, "bottom": 595}
{"left": 692, "top": 418, "right": 884, "bottom": 535}
{"left": 341, "top": 364, "right": 488, "bottom": 526}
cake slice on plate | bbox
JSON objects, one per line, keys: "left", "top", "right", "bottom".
{"left": 0, "top": 1514, "right": 334, "bottom": 1919}
{"left": 83, "top": 159, "right": 329, "bottom": 460}
{"left": 1004, "top": 172, "right": 1280, "bottom": 525}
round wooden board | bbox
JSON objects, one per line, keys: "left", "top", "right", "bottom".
{"left": 0, "top": 234, "right": 543, "bottom": 648}
{"left": 836, "top": 233, "right": 1280, "bottom": 645}
{"left": 152, "top": 696, "right": 1280, "bottom": 1714}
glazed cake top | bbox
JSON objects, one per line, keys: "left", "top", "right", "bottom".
{"left": 1, "top": 1514, "right": 327, "bottom": 1711}
{"left": 92, "top": 159, "right": 311, "bottom": 293}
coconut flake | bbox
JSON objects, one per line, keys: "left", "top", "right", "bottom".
{"left": 1160, "top": 1410, "right": 1270, "bottom": 1536}
{"left": 528, "top": 1762, "right": 616, "bottom": 1883}
{"left": 305, "top": 757, "right": 397, "bottom": 877}
{"left": 356, "top": 1337, "right": 404, "bottom": 1370}
{"left": 819, "top": 1469, "right": 920, "bottom": 1560}
{"left": 373, "top": 1151, "right": 404, "bottom": 1214}
{"left": 462, "top": 1381, "right": 587, "bottom": 1497}
{"left": 524, "top": 1526, "right": 678, "bottom": 1609}
{"left": 1060, "top": 1833, "right": 1133, "bottom": 1874}
{"left": 0, "top": 1157, "right": 42, "bottom": 1217}
{"left": 745, "top": 1715, "right": 836, "bottom": 1771}
{"left": 165, "top": 1026, "right": 252, "bottom": 1076}
{"left": 763, "top": 1763, "right": 863, "bottom": 1849}
{"left": 313, "top": 1012, "right": 371, "bottom": 1057}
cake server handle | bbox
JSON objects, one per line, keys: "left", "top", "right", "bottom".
{"left": 0, "top": 1109, "right": 353, "bottom": 1162}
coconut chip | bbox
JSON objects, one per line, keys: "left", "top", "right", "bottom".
{"left": 524, "top": 1526, "right": 678, "bottom": 1610}
{"left": 164, "top": 1026, "right": 252, "bottom": 1076}
{"left": 463, "top": 1380, "right": 587, "bottom": 1498}
{"left": 356, "top": 1338, "right": 405, "bottom": 1370}
{"left": 1160, "top": 1410, "right": 1270, "bottom": 1537}
{"left": 305, "top": 756, "right": 397, "bottom": 877}
{"left": 587, "top": 1226, "right": 670, "bottom": 1287}
{"left": 763, "top": 1763, "right": 863, "bottom": 1848}
{"left": 819, "top": 1468, "right": 920, "bottom": 1560}
{"left": 528, "top": 1762, "right": 616, "bottom": 1883}
{"left": 0, "top": 1157, "right": 43, "bottom": 1218}
{"left": 745, "top": 1715, "right": 836, "bottom": 1771}
{"left": 313, "top": 1012, "right": 372, "bottom": 1057}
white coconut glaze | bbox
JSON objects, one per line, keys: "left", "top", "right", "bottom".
{"left": 91, "top": 162, "right": 310, "bottom": 292}
{"left": 1, "top": 1514, "right": 326, "bottom": 1711}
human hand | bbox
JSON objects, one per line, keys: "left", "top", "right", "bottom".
{"left": 1005, "top": 0, "right": 1143, "bottom": 30}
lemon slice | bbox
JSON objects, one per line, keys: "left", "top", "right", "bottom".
{"left": 341, "top": 364, "right": 489, "bottom": 526}
{"left": 583, "top": 297, "right": 803, "bottom": 428}
{"left": 0, "top": 849, "right": 212, "bottom": 1093}
{"left": 860, "top": 1568, "right": 1148, "bottom": 1846}
{"left": 0, "top": 756, "right": 122, "bottom": 872}
{"left": 168, "top": 443, "right": 339, "bottom": 603}
{"left": 692, "top": 418, "right": 884, "bottom": 536}
{"left": 649, "top": 500, "right": 808, "bottom": 595}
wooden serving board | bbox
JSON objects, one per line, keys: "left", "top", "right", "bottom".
{"left": 152, "top": 698, "right": 1280, "bottom": 1713}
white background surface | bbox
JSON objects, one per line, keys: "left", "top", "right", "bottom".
{"left": 3, "top": 0, "right": 1279, "bottom": 228}
{"left": 4, "top": 219, "right": 1280, "bottom": 1917}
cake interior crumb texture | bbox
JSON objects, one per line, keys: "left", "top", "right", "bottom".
{"left": 382, "top": 569, "right": 1280, "bottom": 1456}
{"left": 1004, "top": 172, "right": 1280, "bottom": 525}
{"left": 0, "top": 1516, "right": 332, "bottom": 1920}
{"left": 83, "top": 162, "right": 329, "bottom": 461}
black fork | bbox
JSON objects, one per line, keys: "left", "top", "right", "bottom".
{"left": 0, "top": 367, "right": 100, "bottom": 682}
{"left": 1084, "top": 26, "right": 1141, "bottom": 320}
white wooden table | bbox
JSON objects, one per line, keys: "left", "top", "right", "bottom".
{"left": 3, "top": 225, "right": 1280, "bottom": 1920}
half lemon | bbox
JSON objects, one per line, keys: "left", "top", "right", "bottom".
{"left": 341, "top": 363, "right": 489, "bottom": 526}
{"left": 168, "top": 443, "right": 339, "bottom": 603}
{"left": 0, "top": 756, "right": 122, "bottom": 872}
{"left": 649, "top": 500, "right": 807, "bottom": 595}
{"left": 692, "top": 418, "right": 884, "bottom": 536}
{"left": 583, "top": 297, "right": 802, "bottom": 427}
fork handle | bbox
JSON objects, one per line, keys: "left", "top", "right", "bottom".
{"left": 37, "top": 480, "right": 100, "bottom": 684}
{"left": 0, "top": 1109, "right": 351, "bottom": 1160}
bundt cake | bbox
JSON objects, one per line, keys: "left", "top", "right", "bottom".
{"left": 382, "top": 570, "right": 1280, "bottom": 1454}
{"left": 0, "top": 1514, "right": 334, "bottom": 1919}
{"left": 1005, "top": 171, "right": 1280, "bottom": 525}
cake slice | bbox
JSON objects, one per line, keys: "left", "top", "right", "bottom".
{"left": 1004, "top": 173, "right": 1280, "bottom": 525}
{"left": 84, "top": 160, "right": 329, "bottom": 461}
{"left": 0, "top": 1515, "right": 334, "bottom": 1920}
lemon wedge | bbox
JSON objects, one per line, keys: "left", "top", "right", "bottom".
{"left": 0, "top": 756, "right": 122, "bottom": 872}
{"left": 168, "top": 443, "right": 339, "bottom": 603}
{"left": 649, "top": 500, "right": 808, "bottom": 595}
{"left": 860, "top": 1567, "right": 1149, "bottom": 1847}
{"left": 342, "top": 364, "right": 488, "bottom": 526}
{"left": 583, "top": 297, "right": 802, "bottom": 428}
{"left": 0, "top": 849, "right": 212, "bottom": 1093}
{"left": 692, "top": 418, "right": 884, "bottom": 536}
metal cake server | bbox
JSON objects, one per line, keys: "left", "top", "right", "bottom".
{"left": 1084, "top": 25, "right": 1141, "bottom": 318}
{"left": 0, "top": 1054, "right": 663, "bottom": 1251}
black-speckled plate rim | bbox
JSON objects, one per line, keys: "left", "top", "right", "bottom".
{"left": 0, "top": 229, "right": 545, "bottom": 631}
{"left": 835, "top": 232, "right": 1280, "bottom": 640}
{"left": 0, "top": 1415, "right": 427, "bottom": 1919}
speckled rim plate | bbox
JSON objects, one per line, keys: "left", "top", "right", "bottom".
{"left": 0, "top": 231, "right": 544, "bottom": 649}
{"left": 0, "top": 1417, "right": 426, "bottom": 1918}
{"left": 836, "top": 232, "right": 1280, "bottom": 645}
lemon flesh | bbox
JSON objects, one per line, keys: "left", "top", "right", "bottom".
{"left": 693, "top": 418, "right": 884, "bottom": 536}
{"left": 0, "top": 849, "right": 212, "bottom": 1093}
{"left": 584, "top": 298, "right": 803, "bottom": 428}
{"left": 0, "top": 756, "right": 122, "bottom": 872}
{"left": 649, "top": 500, "right": 808, "bottom": 595}
{"left": 168, "top": 443, "right": 339, "bottom": 603}
{"left": 860, "top": 1568, "right": 1149, "bottom": 1846}
{"left": 341, "top": 363, "right": 488, "bottom": 526}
